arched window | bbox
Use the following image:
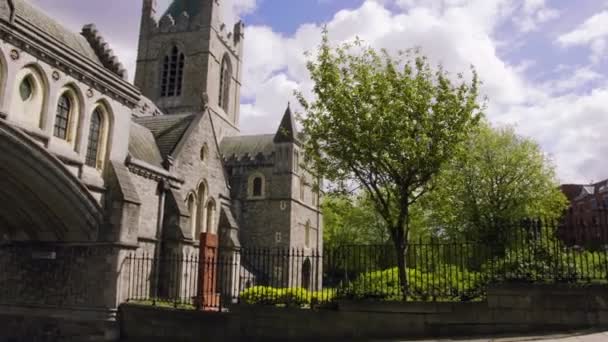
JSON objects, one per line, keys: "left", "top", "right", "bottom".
{"left": 195, "top": 182, "right": 207, "bottom": 239}
{"left": 11, "top": 67, "right": 46, "bottom": 128}
{"left": 206, "top": 199, "right": 216, "bottom": 235}
{"left": 187, "top": 193, "right": 197, "bottom": 240}
{"left": 53, "top": 94, "right": 71, "bottom": 140}
{"left": 253, "top": 177, "right": 263, "bottom": 197}
{"left": 218, "top": 55, "right": 232, "bottom": 112}
{"left": 160, "top": 46, "right": 185, "bottom": 97}
{"left": 294, "top": 150, "right": 300, "bottom": 172}
{"left": 85, "top": 108, "right": 103, "bottom": 168}
{"left": 248, "top": 173, "right": 265, "bottom": 199}
{"left": 200, "top": 143, "right": 209, "bottom": 163}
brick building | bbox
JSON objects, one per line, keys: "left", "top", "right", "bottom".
{"left": 559, "top": 179, "right": 608, "bottom": 245}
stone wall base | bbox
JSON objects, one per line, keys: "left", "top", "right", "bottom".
{"left": 119, "top": 284, "right": 608, "bottom": 342}
{"left": 0, "top": 306, "right": 119, "bottom": 342}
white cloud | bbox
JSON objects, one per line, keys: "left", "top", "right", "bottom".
{"left": 239, "top": 0, "right": 607, "bottom": 183}
{"left": 558, "top": 11, "right": 608, "bottom": 64}
{"left": 513, "top": 0, "right": 560, "bottom": 32}
{"left": 220, "top": 0, "right": 257, "bottom": 28}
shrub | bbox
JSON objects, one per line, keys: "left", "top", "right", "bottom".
{"left": 344, "top": 265, "right": 485, "bottom": 301}
{"left": 239, "top": 286, "right": 336, "bottom": 306}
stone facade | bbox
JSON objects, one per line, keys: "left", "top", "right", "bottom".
{"left": 0, "top": 0, "right": 323, "bottom": 330}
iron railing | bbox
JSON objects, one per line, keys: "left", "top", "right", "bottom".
{"left": 123, "top": 220, "right": 608, "bottom": 308}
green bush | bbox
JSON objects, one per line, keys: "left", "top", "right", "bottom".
{"left": 344, "top": 265, "right": 485, "bottom": 301}
{"left": 239, "top": 286, "right": 336, "bottom": 306}
{"left": 487, "top": 239, "right": 608, "bottom": 284}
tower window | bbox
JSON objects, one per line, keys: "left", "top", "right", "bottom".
{"left": 218, "top": 55, "right": 232, "bottom": 113}
{"left": 253, "top": 177, "right": 263, "bottom": 197}
{"left": 294, "top": 151, "right": 300, "bottom": 173}
{"left": 54, "top": 95, "right": 71, "bottom": 140}
{"left": 248, "top": 173, "right": 266, "bottom": 199}
{"left": 85, "top": 108, "right": 103, "bottom": 168}
{"left": 160, "top": 46, "right": 185, "bottom": 98}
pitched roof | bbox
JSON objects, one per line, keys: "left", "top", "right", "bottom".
{"left": 220, "top": 134, "right": 275, "bottom": 159}
{"left": 128, "top": 122, "right": 163, "bottom": 168}
{"left": 274, "top": 105, "right": 298, "bottom": 143}
{"left": 13, "top": 0, "right": 102, "bottom": 66}
{"left": 163, "top": 0, "right": 201, "bottom": 19}
{"left": 134, "top": 114, "right": 195, "bottom": 158}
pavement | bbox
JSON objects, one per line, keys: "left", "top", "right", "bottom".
{"left": 387, "top": 330, "right": 608, "bottom": 341}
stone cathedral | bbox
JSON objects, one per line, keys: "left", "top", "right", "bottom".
{"left": 0, "top": 0, "right": 322, "bottom": 336}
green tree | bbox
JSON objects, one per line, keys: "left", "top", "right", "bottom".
{"left": 322, "top": 193, "right": 389, "bottom": 248}
{"left": 297, "top": 32, "right": 483, "bottom": 298}
{"left": 419, "top": 123, "right": 568, "bottom": 245}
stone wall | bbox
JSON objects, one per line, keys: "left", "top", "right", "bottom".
{"left": 0, "top": 310, "right": 118, "bottom": 342}
{"left": 120, "top": 284, "right": 608, "bottom": 341}
{"left": 0, "top": 244, "right": 124, "bottom": 309}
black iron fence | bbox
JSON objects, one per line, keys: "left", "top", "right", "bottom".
{"left": 123, "top": 220, "right": 608, "bottom": 308}
{"left": 124, "top": 248, "right": 325, "bottom": 309}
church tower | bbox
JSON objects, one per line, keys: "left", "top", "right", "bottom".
{"left": 134, "top": 0, "right": 244, "bottom": 132}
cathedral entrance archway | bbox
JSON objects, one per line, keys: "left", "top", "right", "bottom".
{"left": 0, "top": 120, "right": 102, "bottom": 242}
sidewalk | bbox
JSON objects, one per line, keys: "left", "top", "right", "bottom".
{"left": 390, "top": 330, "right": 608, "bottom": 341}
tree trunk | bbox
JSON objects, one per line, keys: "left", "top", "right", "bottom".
{"left": 394, "top": 237, "right": 408, "bottom": 301}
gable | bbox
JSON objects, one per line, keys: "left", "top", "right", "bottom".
{"left": 135, "top": 114, "right": 196, "bottom": 158}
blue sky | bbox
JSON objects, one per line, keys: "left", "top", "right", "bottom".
{"left": 29, "top": 0, "right": 608, "bottom": 184}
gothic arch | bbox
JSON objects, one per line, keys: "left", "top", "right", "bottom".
{"left": 85, "top": 101, "right": 113, "bottom": 171}
{"left": 218, "top": 54, "right": 232, "bottom": 113}
{"left": 185, "top": 191, "right": 197, "bottom": 240}
{"left": 53, "top": 83, "right": 84, "bottom": 149}
{"left": 195, "top": 179, "right": 209, "bottom": 239}
{"left": 9, "top": 63, "right": 49, "bottom": 129}
{"left": 159, "top": 44, "right": 185, "bottom": 98}
{"left": 205, "top": 197, "right": 217, "bottom": 235}
{"left": 0, "top": 49, "right": 8, "bottom": 108}
{"left": 0, "top": 119, "right": 102, "bottom": 241}
{"left": 247, "top": 172, "right": 266, "bottom": 199}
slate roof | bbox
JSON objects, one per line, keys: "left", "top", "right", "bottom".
{"left": 274, "top": 105, "right": 298, "bottom": 143}
{"left": 134, "top": 114, "right": 195, "bottom": 158}
{"left": 13, "top": 0, "right": 102, "bottom": 66}
{"left": 163, "top": 0, "right": 201, "bottom": 19}
{"left": 129, "top": 122, "right": 163, "bottom": 168}
{"left": 221, "top": 134, "right": 275, "bottom": 159}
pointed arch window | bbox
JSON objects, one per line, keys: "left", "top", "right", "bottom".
{"left": 248, "top": 173, "right": 266, "bottom": 199}
{"left": 53, "top": 95, "right": 72, "bottom": 140}
{"left": 218, "top": 55, "right": 232, "bottom": 112}
{"left": 160, "top": 46, "right": 185, "bottom": 97}
{"left": 206, "top": 199, "right": 217, "bottom": 235}
{"left": 195, "top": 182, "right": 208, "bottom": 239}
{"left": 187, "top": 193, "right": 197, "bottom": 240}
{"left": 85, "top": 108, "right": 103, "bottom": 168}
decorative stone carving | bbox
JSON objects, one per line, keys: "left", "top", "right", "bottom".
{"left": 9, "top": 49, "right": 19, "bottom": 60}
{"left": 52, "top": 71, "right": 60, "bottom": 81}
